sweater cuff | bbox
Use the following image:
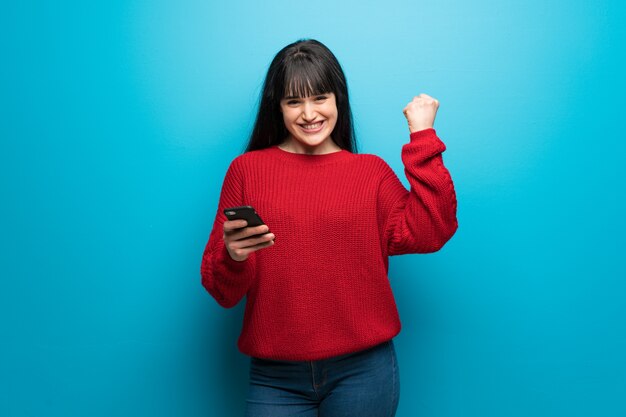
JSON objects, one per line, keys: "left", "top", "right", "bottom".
{"left": 220, "top": 244, "right": 256, "bottom": 273}
{"left": 409, "top": 128, "right": 436, "bottom": 141}
{"left": 404, "top": 128, "right": 446, "bottom": 157}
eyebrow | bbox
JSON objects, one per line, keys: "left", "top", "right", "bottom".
{"left": 283, "top": 94, "right": 328, "bottom": 100}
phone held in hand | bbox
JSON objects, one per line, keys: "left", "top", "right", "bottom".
{"left": 223, "top": 206, "right": 272, "bottom": 239}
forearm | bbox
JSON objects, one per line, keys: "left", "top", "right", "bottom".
{"left": 201, "top": 231, "right": 257, "bottom": 308}
{"left": 384, "top": 129, "right": 458, "bottom": 254}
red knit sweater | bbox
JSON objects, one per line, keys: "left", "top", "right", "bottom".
{"left": 201, "top": 128, "right": 458, "bottom": 361}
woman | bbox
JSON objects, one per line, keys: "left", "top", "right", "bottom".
{"left": 201, "top": 38, "right": 458, "bottom": 417}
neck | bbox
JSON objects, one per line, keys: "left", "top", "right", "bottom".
{"left": 279, "top": 137, "right": 342, "bottom": 155}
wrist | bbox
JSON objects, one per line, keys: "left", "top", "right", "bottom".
{"left": 409, "top": 127, "right": 435, "bottom": 137}
{"left": 223, "top": 245, "right": 249, "bottom": 263}
{"left": 409, "top": 126, "right": 433, "bottom": 134}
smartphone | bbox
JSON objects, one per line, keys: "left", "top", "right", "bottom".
{"left": 223, "top": 206, "right": 272, "bottom": 238}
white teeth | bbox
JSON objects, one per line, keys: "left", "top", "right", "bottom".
{"left": 302, "top": 121, "right": 323, "bottom": 130}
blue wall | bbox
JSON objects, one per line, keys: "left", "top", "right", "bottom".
{"left": 2, "top": 1, "right": 625, "bottom": 416}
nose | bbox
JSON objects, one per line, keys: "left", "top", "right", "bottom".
{"left": 301, "top": 101, "right": 316, "bottom": 121}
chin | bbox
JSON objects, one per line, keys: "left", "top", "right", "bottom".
{"left": 301, "top": 137, "right": 326, "bottom": 147}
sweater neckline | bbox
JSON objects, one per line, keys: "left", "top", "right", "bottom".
{"left": 268, "top": 145, "right": 352, "bottom": 165}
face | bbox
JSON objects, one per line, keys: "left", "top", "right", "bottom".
{"left": 279, "top": 92, "right": 339, "bottom": 152}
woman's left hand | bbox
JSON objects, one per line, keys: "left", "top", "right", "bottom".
{"left": 403, "top": 94, "right": 439, "bottom": 133}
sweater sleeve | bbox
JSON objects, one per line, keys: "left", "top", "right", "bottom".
{"left": 200, "top": 157, "right": 257, "bottom": 308}
{"left": 377, "top": 128, "right": 458, "bottom": 255}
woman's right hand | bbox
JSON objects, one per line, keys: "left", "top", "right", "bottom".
{"left": 223, "top": 219, "right": 275, "bottom": 262}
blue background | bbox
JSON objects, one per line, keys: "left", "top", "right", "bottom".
{"left": 2, "top": 1, "right": 625, "bottom": 416}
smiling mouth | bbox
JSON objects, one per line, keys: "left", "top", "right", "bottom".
{"left": 299, "top": 120, "right": 324, "bottom": 132}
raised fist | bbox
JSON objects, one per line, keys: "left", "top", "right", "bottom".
{"left": 402, "top": 94, "right": 439, "bottom": 133}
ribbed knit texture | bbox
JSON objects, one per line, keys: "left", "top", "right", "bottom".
{"left": 201, "top": 128, "right": 458, "bottom": 360}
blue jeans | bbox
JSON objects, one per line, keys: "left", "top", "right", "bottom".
{"left": 244, "top": 339, "right": 400, "bottom": 417}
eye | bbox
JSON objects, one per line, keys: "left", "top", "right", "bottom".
{"left": 315, "top": 95, "right": 327, "bottom": 101}
{"left": 286, "top": 99, "right": 299, "bottom": 105}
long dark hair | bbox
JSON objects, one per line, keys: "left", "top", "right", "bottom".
{"left": 244, "top": 39, "right": 358, "bottom": 153}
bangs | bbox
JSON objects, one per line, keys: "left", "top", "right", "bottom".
{"left": 282, "top": 58, "right": 335, "bottom": 99}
